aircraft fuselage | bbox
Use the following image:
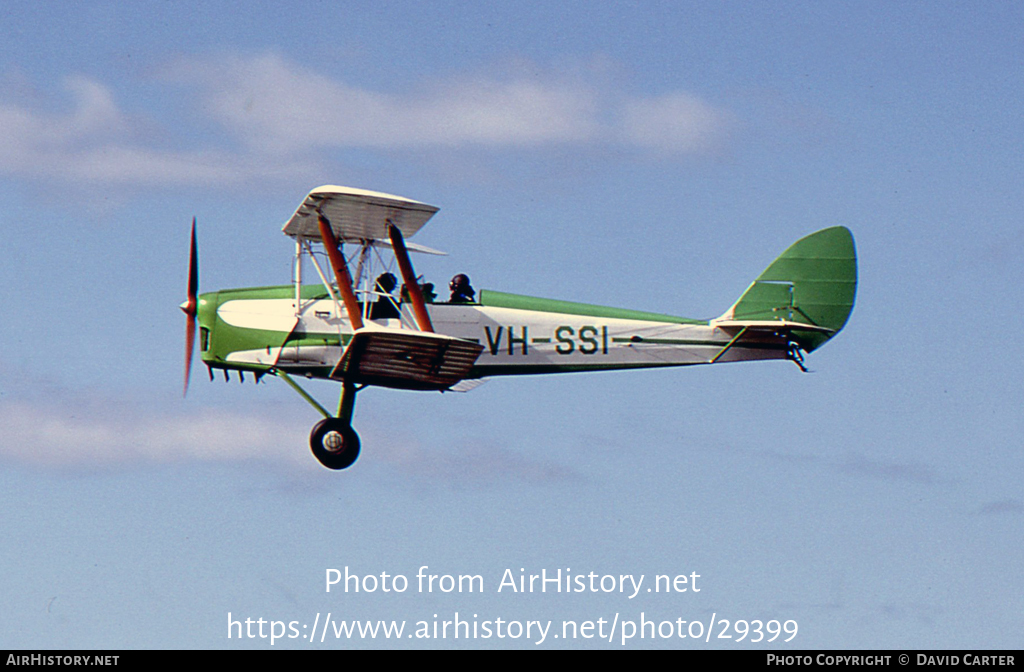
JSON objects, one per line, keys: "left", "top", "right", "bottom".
{"left": 196, "top": 285, "right": 792, "bottom": 385}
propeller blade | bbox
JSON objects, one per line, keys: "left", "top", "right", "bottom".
{"left": 188, "top": 216, "right": 198, "bottom": 305}
{"left": 182, "top": 218, "right": 198, "bottom": 396}
{"left": 184, "top": 312, "right": 196, "bottom": 396}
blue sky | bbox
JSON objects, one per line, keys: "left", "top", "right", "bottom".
{"left": 1, "top": 1, "right": 1021, "bottom": 649}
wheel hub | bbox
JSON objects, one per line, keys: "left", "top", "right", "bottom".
{"left": 323, "top": 430, "right": 346, "bottom": 453}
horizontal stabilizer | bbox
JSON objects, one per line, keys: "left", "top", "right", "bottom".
{"left": 331, "top": 328, "right": 484, "bottom": 391}
{"left": 711, "top": 319, "right": 835, "bottom": 334}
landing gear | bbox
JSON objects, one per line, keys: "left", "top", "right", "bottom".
{"left": 275, "top": 371, "right": 363, "bottom": 470}
{"left": 310, "top": 417, "right": 361, "bottom": 470}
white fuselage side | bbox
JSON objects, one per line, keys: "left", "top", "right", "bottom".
{"left": 218, "top": 298, "right": 789, "bottom": 377}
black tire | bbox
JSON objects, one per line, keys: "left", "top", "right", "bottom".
{"left": 309, "top": 418, "right": 361, "bottom": 470}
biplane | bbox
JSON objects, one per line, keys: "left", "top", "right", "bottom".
{"left": 182, "top": 186, "right": 856, "bottom": 470}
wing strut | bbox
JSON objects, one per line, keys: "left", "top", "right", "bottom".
{"left": 387, "top": 222, "right": 434, "bottom": 333}
{"left": 708, "top": 326, "right": 748, "bottom": 364}
{"left": 317, "top": 211, "right": 364, "bottom": 330}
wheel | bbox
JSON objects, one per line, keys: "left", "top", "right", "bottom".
{"left": 309, "top": 418, "right": 361, "bottom": 470}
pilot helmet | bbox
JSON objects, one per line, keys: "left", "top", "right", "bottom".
{"left": 376, "top": 273, "right": 397, "bottom": 293}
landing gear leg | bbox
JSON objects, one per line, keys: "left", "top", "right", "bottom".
{"left": 274, "top": 370, "right": 363, "bottom": 470}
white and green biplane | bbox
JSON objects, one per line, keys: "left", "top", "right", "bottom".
{"left": 182, "top": 185, "right": 856, "bottom": 470}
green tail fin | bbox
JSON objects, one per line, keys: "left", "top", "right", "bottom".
{"left": 722, "top": 226, "right": 857, "bottom": 352}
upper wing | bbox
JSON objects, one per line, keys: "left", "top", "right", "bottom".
{"left": 282, "top": 185, "right": 439, "bottom": 243}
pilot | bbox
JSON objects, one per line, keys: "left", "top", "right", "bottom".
{"left": 449, "top": 274, "right": 476, "bottom": 303}
{"left": 370, "top": 273, "right": 399, "bottom": 319}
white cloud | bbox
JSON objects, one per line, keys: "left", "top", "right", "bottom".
{"left": 0, "top": 75, "right": 322, "bottom": 187}
{"left": 0, "top": 54, "right": 734, "bottom": 188}
{"left": 0, "top": 401, "right": 311, "bottom": 469}
{"left": 621, "top": 92, "right": 732, "bottom": 153}
{"left": 177, "top": 54, "right": 602, "bottom": 153}
{"left": 0, "top": 397, "right": 577, "bottom": 483}
{"left": 180, "top": 53, "right": 734, "bottom": 154}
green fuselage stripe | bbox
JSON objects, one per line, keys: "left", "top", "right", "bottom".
{"left": 479, "top": 289, "right": 706, "bottom": 325}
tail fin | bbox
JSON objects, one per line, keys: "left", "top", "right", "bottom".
{"left": 717, "top": 226, "right": 857, "bottom": 352}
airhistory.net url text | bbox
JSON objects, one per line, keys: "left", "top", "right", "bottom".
{"left": 227, "top": 611, "right": 798, "bottom": 646}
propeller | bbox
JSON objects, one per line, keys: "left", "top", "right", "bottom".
{"left": 181, "top": 217, "right": 199, "bottom": 396}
